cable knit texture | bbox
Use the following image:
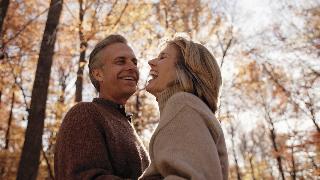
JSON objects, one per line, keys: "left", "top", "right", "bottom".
{"left": 140, "top": 86, "right": 228, "bottom": 180}
{"left": 54, "top": 99, "right": 150, "bottom": 180}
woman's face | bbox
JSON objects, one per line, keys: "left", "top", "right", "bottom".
{"left": 146, "top": 44, "right": 179, "bottom": 95}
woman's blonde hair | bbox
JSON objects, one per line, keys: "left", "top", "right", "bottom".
{"left": 168, "top": 37, "right": 222, "bottom": 113}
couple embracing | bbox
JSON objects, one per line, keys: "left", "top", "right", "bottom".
{"left": 54, "top": 34, "right": 228, "bottom": 180}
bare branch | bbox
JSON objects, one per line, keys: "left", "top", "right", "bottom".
{"left": 3, "top": 0, "right": 63, "bottom": 46}
{"left": 111, "top": 0, "right": 129, "bottom": 30}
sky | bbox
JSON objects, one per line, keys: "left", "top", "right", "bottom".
{"left": 236, "top": 0, "right": 274, "bottom": 35}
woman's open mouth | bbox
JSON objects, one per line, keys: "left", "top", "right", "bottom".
{"left": 148, "top": 70, "right": 158, "bottom": 82}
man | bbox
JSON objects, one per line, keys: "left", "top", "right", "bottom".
{"left": 54, "top": 34, "right": 150, "bottom": 179}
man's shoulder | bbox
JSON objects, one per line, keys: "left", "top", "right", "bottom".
{"left": 67, "top": 102, "right": 98, "bottom": 114}
{"left": 62, "top": 102, "right": 103, "bottom": 123}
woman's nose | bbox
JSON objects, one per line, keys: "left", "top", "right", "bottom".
{"left": 148, "top": 58, "right": 157, "bottom": 66}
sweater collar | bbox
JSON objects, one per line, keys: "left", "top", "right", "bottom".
{"left": 93, "top": 98, "right": 132, "bottom": 122}
{"left": 156, "top": 83, "right": 183, "bottom": 114}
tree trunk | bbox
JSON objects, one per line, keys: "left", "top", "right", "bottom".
{"left": 248, "top": 156, "right": 256, "bottom": 180}
{"left": 16, "top": 0, "right": 63, "bottom": 179}
{"left": 308, "top": 99, "right": 320, "bottom": 132}
{"left": 266, "top": 111, "right": 286, "bottom": 180}
{"left": 0, "top": 90, "right": 14, "bottom": 176}
{"left": 0, "top": 0, "right": 9, "bottom": 33}
{"left": 42, "top": 149, "right": 54, "bottom": 180}
{"left": 75, "top": 0, "right": 87, "bottom": 102}
{"left": 290, "top": 145, "right": 296, "bottom": 180}
{"left": 0, "top": 0, "right": 10, "bottom": 60}
{"left": 230, "top": 124, "right": 242, "bottom": 180}
{"left": 4, "top": 91, "right": 14, "bottom": 149}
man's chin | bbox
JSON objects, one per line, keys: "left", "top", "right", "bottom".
{"left": 125, "top": 87, "right": 137, "bottom": 96}
{"left": 122, "top": 79, "right": 137, "bottom": 86}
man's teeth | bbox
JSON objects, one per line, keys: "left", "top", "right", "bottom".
{"left": 123, "top": 77, "right": 135, "bottom": 80}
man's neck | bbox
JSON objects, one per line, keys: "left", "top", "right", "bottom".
{"left": 98, "top": 94, "right": 127, "bottom": 105}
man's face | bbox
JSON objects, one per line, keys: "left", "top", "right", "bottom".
{"left": 95, "top": 43, "right": 139, "bottom": 104}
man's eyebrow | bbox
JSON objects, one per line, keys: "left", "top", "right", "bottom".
{"left": 113, "top": 56, "right": 126, "bottom": 61}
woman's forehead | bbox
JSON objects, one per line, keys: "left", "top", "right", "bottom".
{"left": 160, "top": 44, "right": 178, "bottom": 55}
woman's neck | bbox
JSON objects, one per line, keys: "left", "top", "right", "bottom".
{"left": 156, "top": 83, "right": 183, "bottom": 114}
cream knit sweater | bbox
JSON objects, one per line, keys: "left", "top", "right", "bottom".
{"left": 140, "top": 85, "right": 228, "bottom": 180}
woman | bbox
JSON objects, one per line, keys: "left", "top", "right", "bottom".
{"left": 140, "top": 37, "right": 229, "bottom": 180}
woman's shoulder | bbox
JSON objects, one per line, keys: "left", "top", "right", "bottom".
{"left": 165, "top": 92, "right": 213, "bottom": 115}
{"left": 162, "top": 92, "right": 223, "bottom": 140}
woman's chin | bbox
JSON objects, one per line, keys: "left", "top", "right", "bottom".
{"left": 145, "top": 84, "right": 156, "bottom": 95}
{"left": 146, "top": 80, "right": 161, "bottom": 96}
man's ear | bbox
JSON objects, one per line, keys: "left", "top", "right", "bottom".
{"left": 92, "top": 68, "right": 104, "bottom": 82}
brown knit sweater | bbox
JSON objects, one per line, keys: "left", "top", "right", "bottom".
{"left": 54, "top": 98, "right": 150, "bottom": 180}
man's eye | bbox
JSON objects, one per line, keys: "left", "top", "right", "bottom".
{"left": 116, "top": 60, "right": 125, "bottom": 64}
{"left": 132, "top": 59, "right": 138, "bottom": 65}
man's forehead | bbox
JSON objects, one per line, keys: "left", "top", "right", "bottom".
{"left": 103, "top": 43, "right": 136, "bottom": 57}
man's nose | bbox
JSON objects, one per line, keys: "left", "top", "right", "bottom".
{"left": 127, "top": 61, "right": 138, "bottom": 70}
{"left": 126, "top": 61, "right": 139, "bottom": 79}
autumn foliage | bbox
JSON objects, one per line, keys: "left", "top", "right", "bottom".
{"left": 0, "top": 0, "right": 319, "bottom": 179}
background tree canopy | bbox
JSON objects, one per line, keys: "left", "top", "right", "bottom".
{"left": 0, "top": 0, "right": 319, "bottom": 179}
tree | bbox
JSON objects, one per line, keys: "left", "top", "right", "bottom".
{"left": 74, "top": 0, "right": 101, "bottom": 102}
{"left": 16, "top": 0, "right": 63, "bottom": 179}
{"left": 74, "top": 0, "right": 87, "bottom": 102}
{"left": 0, "top": 0, "right": 319, "bottom": 179}
{"left": 0, "top": 0, "right": 10, "bottom": 60}
{"left": 0, "top": 0, "right": 10, "bottom": 32}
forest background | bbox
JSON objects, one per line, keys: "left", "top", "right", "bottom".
{"left": 0, "top": 0, "right": 319, "bottom": 179}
